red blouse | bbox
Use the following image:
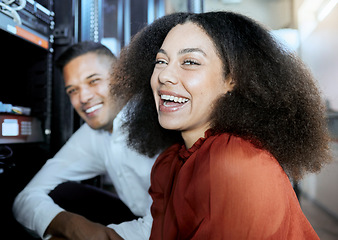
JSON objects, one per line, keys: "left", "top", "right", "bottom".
{"left": 149, "top": 131, "right": 319, "bottom": 239}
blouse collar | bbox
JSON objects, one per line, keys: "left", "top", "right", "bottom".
{"left": 178, "top": 129, "right": 214, "bottom": 162}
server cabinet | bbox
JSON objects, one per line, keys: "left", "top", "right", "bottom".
{"left": 0, "top": 0, "right": 76, "bottom": 238}
{"left": 0, "top": 0, "right": 166, "bottom": 238}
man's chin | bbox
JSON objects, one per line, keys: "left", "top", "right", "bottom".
{"left": 87, "top": 122, "right": 112, "bottom": 132}
{"left": 87, "top": 123, "right": 102, "bottom": 130}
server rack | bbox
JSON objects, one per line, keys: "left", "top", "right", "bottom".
{"left": 0, "top": 1, "right": 77, "bottom": 238}
{"left": 0, "top": 0, "right": 166, "bottom": 238}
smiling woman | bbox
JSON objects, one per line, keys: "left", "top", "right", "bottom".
{"left": 151, "top": 22, "right": 233, "bottom": 148}
{"left": 111, "top": 11, "right": 332, "bottom": 239}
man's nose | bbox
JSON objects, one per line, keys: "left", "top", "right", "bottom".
{"left": 79, "top": 87, "right": 94, "bottom": 103}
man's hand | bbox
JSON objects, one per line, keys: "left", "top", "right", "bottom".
{"left": 45, "top": 211, "right": 124, "bottom": 240}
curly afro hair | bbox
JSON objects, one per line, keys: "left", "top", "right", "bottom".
{"left": 111, "top": 11, "right": 332, "bottom": 180}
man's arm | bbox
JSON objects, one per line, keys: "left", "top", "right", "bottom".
{"left": 12, "top": 124, "right": 106, "bottom": 238}
{"left": 108, "top": 205, "right": 153, "bottom": 239}
{"left": 46, "top": 212, "right": 123, "bottom": 240}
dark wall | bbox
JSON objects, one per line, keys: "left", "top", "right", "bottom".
{"left": 130, "top": 0, "right": 148, "bottom": 37}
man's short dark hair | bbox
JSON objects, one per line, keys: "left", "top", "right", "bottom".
{"left": 55, "top": 41, "right": 116, "bottom": 71}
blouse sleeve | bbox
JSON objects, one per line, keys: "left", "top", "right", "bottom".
{"left": 208, "top": 136, "right": 295, "bottom": 239}
{"left": 149, "top": 144, "right": 182, "bottom": 239}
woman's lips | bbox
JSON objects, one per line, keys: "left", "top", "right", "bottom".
{"left": 159, "top": 94, "right": 189, "bottom": 112}
{"left": 161, "top": 94, "right": 189, "bottom": 103}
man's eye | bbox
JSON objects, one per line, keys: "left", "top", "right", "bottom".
{"left": 90, "top": 79, "right": 100, "bottom": 84}
{"left": 67, "top": 89, "right": 76, "bottom": 95}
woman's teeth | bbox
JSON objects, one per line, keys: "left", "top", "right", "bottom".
{"left": 85, "top": 104, "right": 103, "bottom": 113}
{"left": 161, "top": 94, "right": 189, "bottom": 103}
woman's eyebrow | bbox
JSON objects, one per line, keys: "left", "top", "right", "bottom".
{"left": 179, "top": 48, "right": 206, "bottom": 56}
{"left": 158, "top": 48, "right": 206, "bottom": 56}
{"left": 158, "top": 49, "right": 167, "bottom": 55}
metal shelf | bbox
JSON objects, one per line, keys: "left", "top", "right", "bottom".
{"left": 0, "top": 12, "right": 49, "bottom": 49}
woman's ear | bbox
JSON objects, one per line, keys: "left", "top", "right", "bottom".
{"left": 226, "top": 76, "right": 235, "bottom": 93}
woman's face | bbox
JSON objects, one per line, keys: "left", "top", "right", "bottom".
{"left": 151, "top": 22, "right": 233, "bottom": 148}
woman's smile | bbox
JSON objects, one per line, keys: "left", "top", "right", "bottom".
{"left": 158, "top": 91, "right": 190, "bottom": 112}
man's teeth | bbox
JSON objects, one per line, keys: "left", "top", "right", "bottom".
{"left": 161, "top": 95, "right": 189, "bottom": 103}
{"left": 85, "top": 104, "right": 103, "bottom": 113}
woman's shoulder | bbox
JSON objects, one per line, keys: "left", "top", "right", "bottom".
{"left": 208, "top": 133, "right": 282, "bottom": 176}
{"left": 152, "top": 144, "right": 182, "bottom": 168}
{"left": 208, "top": 133, "right": 291, "bottom": 204}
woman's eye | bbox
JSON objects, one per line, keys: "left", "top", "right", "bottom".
{"left": 155, "top": 59, "right": 167, "bottom": 65}
{"left": 183, "top": 59, "right": 200, "bottom": 65}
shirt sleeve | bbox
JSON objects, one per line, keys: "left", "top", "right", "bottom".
{"left": 108, "top": 187, "right": 153, "bottom": 240}
{"left": 108, "top": 210, "right": 153, "bottom": 240}
{"left": 12, "top": 124, "right": 107, "bottom": 238}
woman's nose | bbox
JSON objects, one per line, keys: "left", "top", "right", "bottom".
{"left": 158, "top": 64, "right": 179, "bottom": 85}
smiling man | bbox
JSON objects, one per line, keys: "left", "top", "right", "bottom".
{"left": 12, "top": 41, "right": 156, "bottom": 240}
{"left": 62, "top": 50, "right": 121, "bottom": 132}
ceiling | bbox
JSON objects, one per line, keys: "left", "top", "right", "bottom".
{"left": 165, "top": 0, "right": 299, "bottom": 30}
{"left": 164, "top": 0, "right": 338, "bottom": 111}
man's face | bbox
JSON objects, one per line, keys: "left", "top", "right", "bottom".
{"left": 63, "top": 52, "right": 118, "bottom": 132}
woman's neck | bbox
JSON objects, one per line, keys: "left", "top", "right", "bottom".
{"left": 181, "top": 126, "right": 209, "bottom": 149}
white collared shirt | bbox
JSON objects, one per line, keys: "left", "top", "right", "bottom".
{"left": 12, "top": 107, "right": 156, "bottom": 239}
